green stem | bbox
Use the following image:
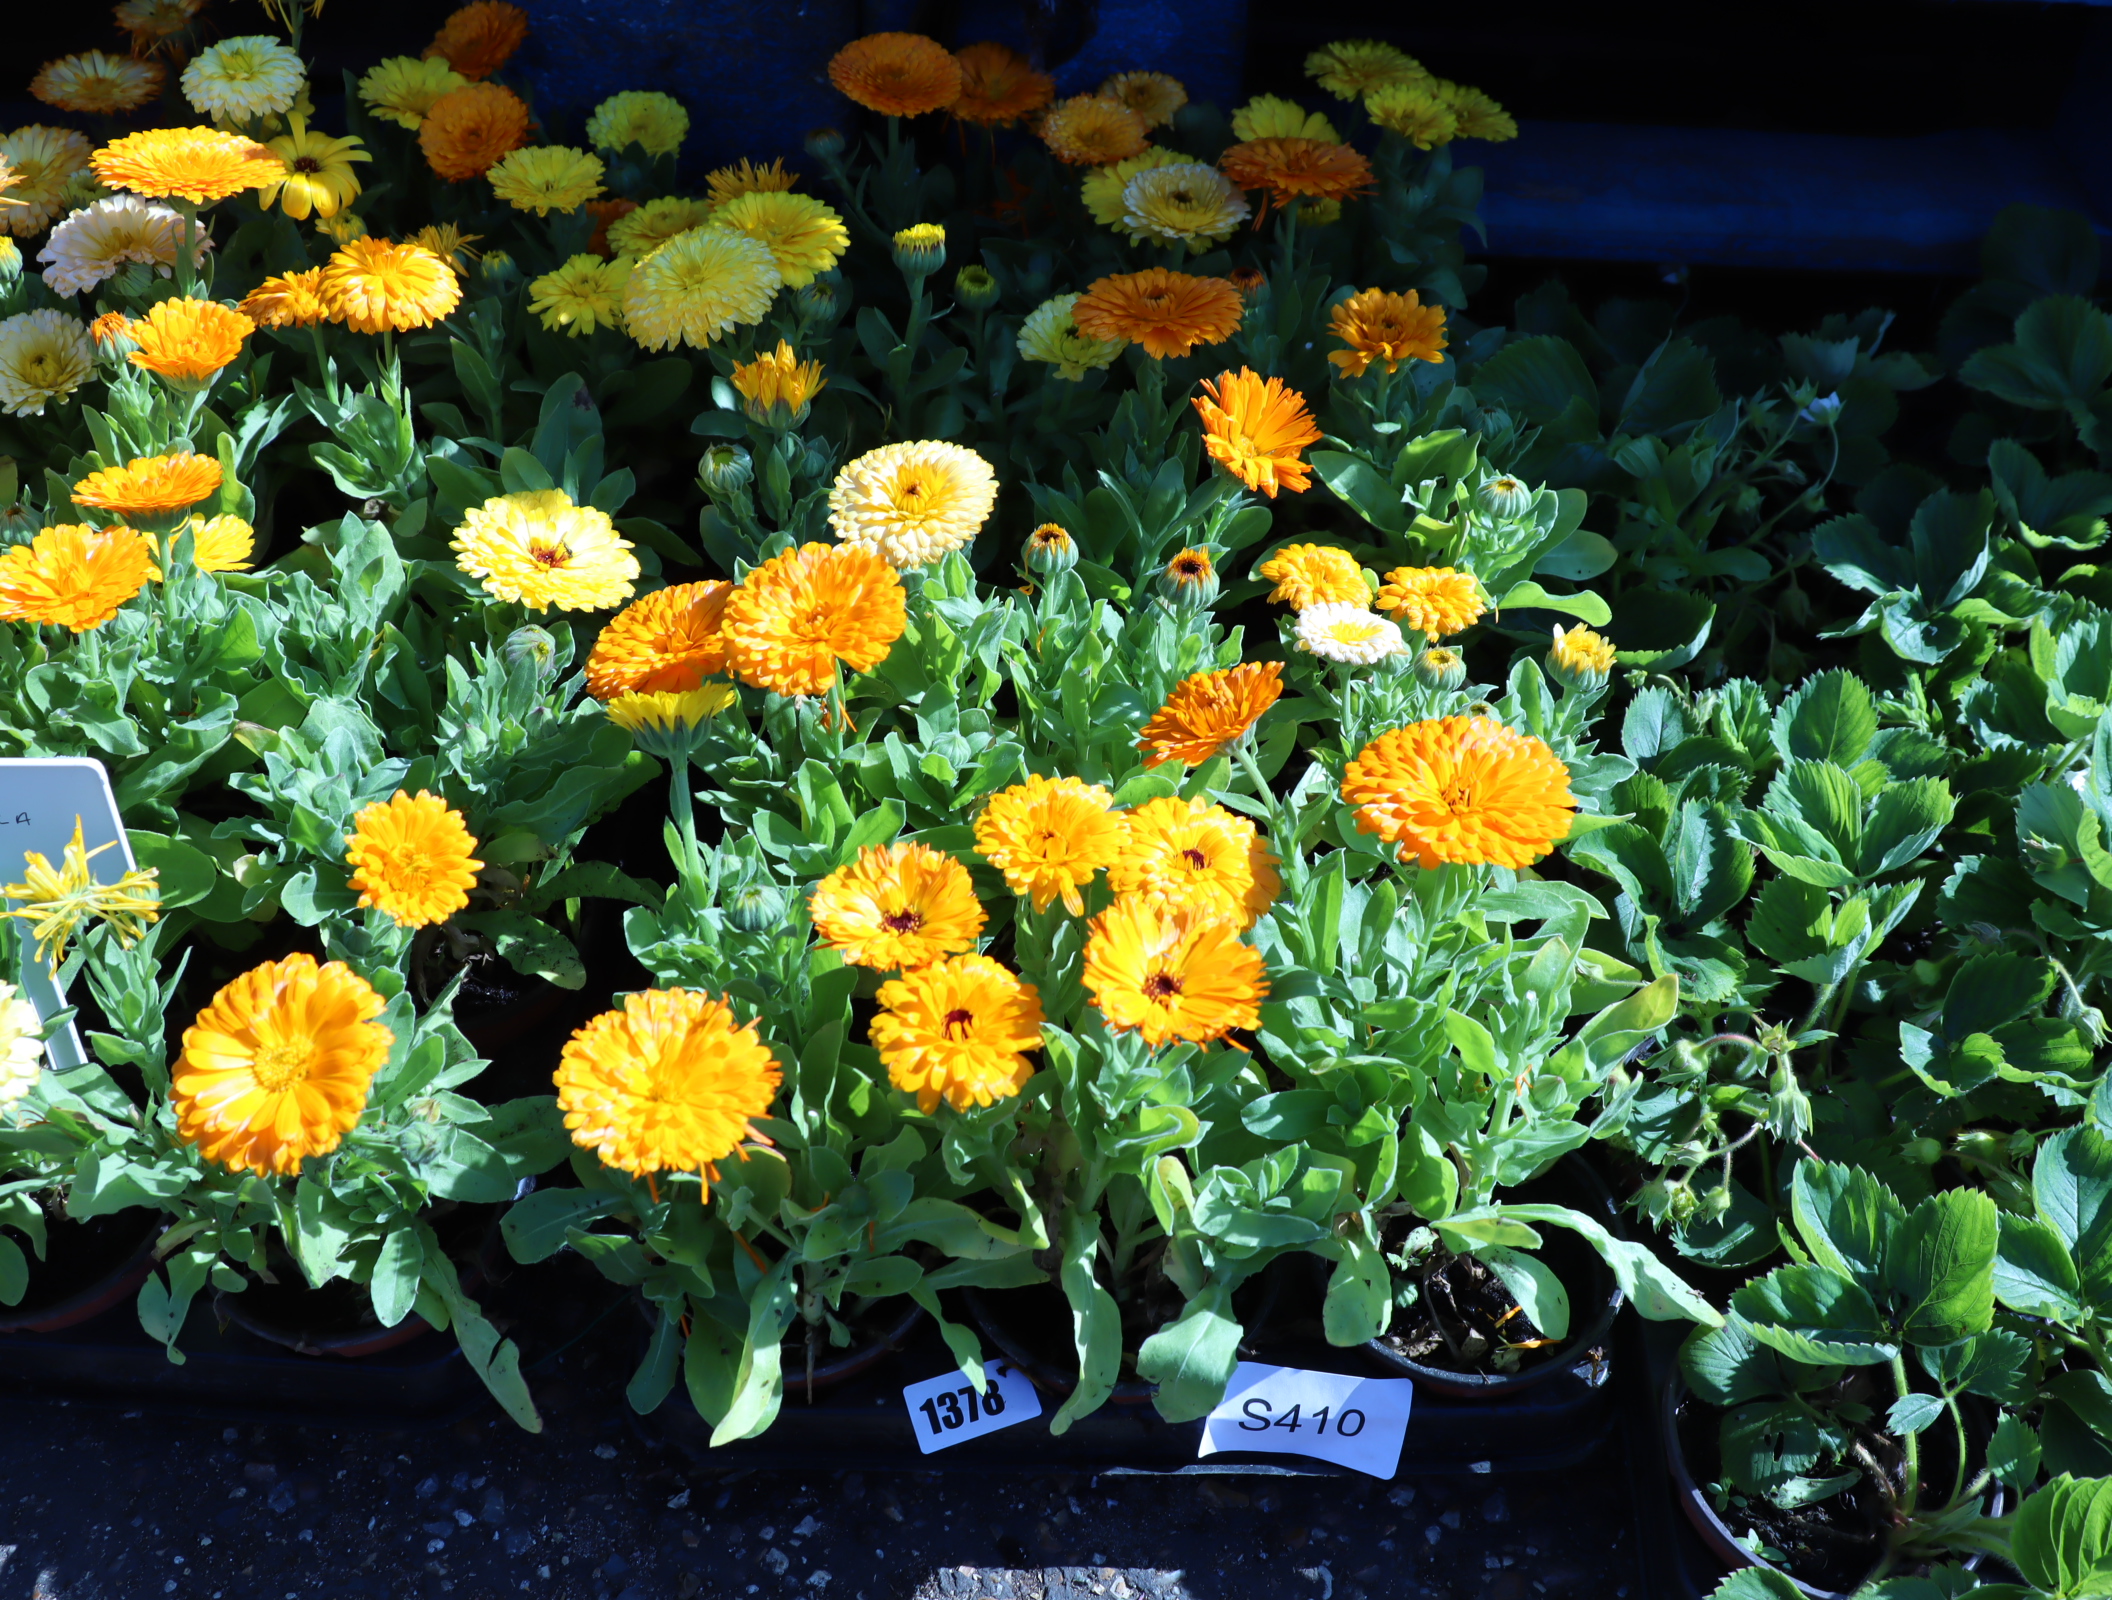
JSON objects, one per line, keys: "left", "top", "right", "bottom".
{"left": 668, "top": 758, "right": 708, "bottom": 908}
{"left": 1945, "top": 1394, "right": 1970, "bottom": 1511}
{"left": 173, "top": 199, "right": 199, "bottom": 298}
{"left": 1891, "top": 1354, "right": 1922, "bottom": 1514}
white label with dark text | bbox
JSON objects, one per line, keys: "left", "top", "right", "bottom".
{"left": 902, "top": 1360, "right": 1041, "bottom": 1453}
{"left": 1197, "top": 1362, "right": 1415, "bottom": 1478}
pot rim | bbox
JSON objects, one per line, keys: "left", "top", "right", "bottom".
{"left": 782, "top": 1294, "right": 927, "bottom": 1394}
{"left": 1660, "top": 1371, "right": 2010, "bottom": 1599}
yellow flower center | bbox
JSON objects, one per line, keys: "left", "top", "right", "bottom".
{"left": 22, "top": 354, "right": 62, "bottom": 385}
{"left": 1442, "top": 779, "right": 1478, "bottom": 813}
{"left": 250, "top": 1039, "right": 317, "bottom": 1091}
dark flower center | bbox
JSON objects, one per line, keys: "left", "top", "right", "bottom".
{"left": 1180, "top": 848, "right": 1208, "bottom": 870}
{"left": 881, "top": 909, "right": 925, "bottom": 933}
{"left": 293, "top": 156, "right": 322, "bottom": 173}
{"left": 1144, "top": 970, "right": 1182, "bottom": 1000}
{"left": 941, "top": 1007, "right": 975, "bottom": 1039}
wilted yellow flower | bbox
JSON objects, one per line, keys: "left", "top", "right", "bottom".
{"left": 2, "top": 818, "right": 161, "bottom": 974}
{"left": 1230, "top": 95, "right": 1340, "bottom": 143}
{"left": 1099, "top": 71, "right": 1186, "bottom": 129}
{"left": 1365, "top": 82, "right": 1459, "bottom": 149}
{"left": 703, "top": 158, "right": 796, "bottom": 208}
{"left": 1079, "top": 145, "right": 1187, "bottom": 227}
{"left": 1305, "top": 38, "right": 1427, "bottom": 101}
{"left": 1015, "top": 293, "right": 1127, "bottom": 379}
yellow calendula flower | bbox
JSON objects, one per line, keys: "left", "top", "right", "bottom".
{"left": 1328, "top": 286, "right": 1448, "bottom": 376}
{"left": 731, "top": 339, "right": 826, "bottom": 423}
{"left": 1108, "top": 795, "right": 1280, "bottom": 931}
{"left": 871, "top": 955, "right": 1044, "bottom": 1113}
{"left": 319, "top": 238, "right": 462, "bottom": 333}
{"left": 1080, "top": 145, "right": 1188, "bottom": 227}
{"left": 2, "top": 127, "right": 96, "bottom": 236}
{"left": 1119, "top": 162, "right": 1249, "bottom": 250}
{"left": 181, "top": 35, "right": 305, "bottom": 124}
{"left": 487, "top": 145, "right": 606, "bottom": 216}
{"left": 1016, "top": 293, "right": 1126, "bottom": 380}
{"left": 173, "top": 953, "right": 392, "bottom": 1177}
{"left": 73, "top": 451, "right": 223, "bottom": 518}
{"left": 973, "top": 774, "right": 1124, "bottom": 916}
{"left": 1549, "top": 623, "right": 1617, "bottom": 687}
{"left": 607, "top": 196, "right": 714, "bottom": 260}
{"left": 92, "top": 127, "right": 283, "bottom": 206}
{"left": 37, "top": 196, "right": 206, "bottom": 298}
{"left": 1365, "top": 82, "right": 1459, "bottom": 150}
{"left": 407, "top": 223, "right": 482, "bottom": 270}
{"left": 0, "top": 309, "right": 95, "bottom": 417}
{"left": 527, "top": 254, "right": 630, "bottom": 336}
{"left": 1305, "top": 38, "right": 1428, "bottom": 101}
{"left": 259, "top": 118, "right": 368, "bottom": 221}
{"left": 452, "top": 488, "right": 640, "bottom": 612}
{"left": 1230, "top": 95, "right": 1340, "bottom": 143}
{"left": 343, "top": 790, "right": 483, "bottom": 928}
{"left": 622, "top": 229, "right": 780, "bottom": 351}
{"left": 125, "top": 297, "right": 255, "bottom": 389}
{"left": 586, "top": 91, "right": 690, "bottom": 159}
{"left": 721, "top": 542, "right": 905, "bottom": 698}
{"left": 828, "top": 439, "right": 997, "bottom": 569}
{"left": 603, "top": 685, "right": 738, "bottom": 749}
{"left": 238, "top": 268, "right": 330, "bottom": 329}
{"left": 709, "top": 190, "right": 848, "bottom": 289}
{"left": 555, "top": 988, "right": 780, "bottom": 1182}
{"left": 810, "top": 842, "right": 985, "bottom": 973}
{"left": 2, "top": 818, "right": 162, "bottom": 974}
{"left": 1257, "top": 544, "right": 1368, "bottom": 611}
{"left": 704, "top": 157, "right": 795, "bottom": 208}
{"left": 1438, "top": 81, "right": 1518, "bottom": 142}
{"left": 1083, "top": 896, "right": 1267, "bottom": 1049}
{"left": 32, "top": 52, "right": 165, "bottom": 116}
{"left": 358, "top": 56, "right": 468, "bottom": 129}
{"left": 1376, "top": 566, "right": 1483, "bottom": 637}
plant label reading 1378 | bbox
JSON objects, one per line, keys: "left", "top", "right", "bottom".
{"left": 900, "top": 1361, "right": 1042, "bottom": 1454}
{"left": 1197, "top": 1362, "right": 1415, "bottom": 1478}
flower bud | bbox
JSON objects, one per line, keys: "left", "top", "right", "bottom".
{"left": 1157, "top": 547, "right": 1219, "bottom": 612}
{"left": 804, "top": 127, "right": 846, "bottom": 161}
{"left": 699, "top": 443, "right": 753, "bottom": 497}
{"left": 1024, "top": 523, "right": 1078, "bottom": 575}
{"left": 1547, "top": 622, "right": 1615, "bottom": 692}
{"left": 1226, "top": 265, "right": 1267, "bottom": 302}
{"left": 1904, "top": 1136, "right": 1943, "bottom": 1167}
{"left": 1476, "top": 474, "right": 1536, "bottom": 521}
{"left": 1414, "top": 645, "right": 1467, "bottom": 691}
{"left": 892, "top": 223, "right": 946, "bottom": 278}
{"left": 0, "top": 238, "right": 19, "bottom": 286}
{"left": 725, "top": 883, "right": 785, "bottom": 934}
{"left": 502, "top": 625, "right": 559, "bottom": 680}
{"left": 797, "top": 278, "right": 842, "bottom": 326}
{"left": 480, "top": 250, "right": 519, "bottom": 289}
{"left": 1799, "top": 392, "right": 1844, "bottom": 425}
{"left": 954, "top": 264, "right": 999, "bottom": 310}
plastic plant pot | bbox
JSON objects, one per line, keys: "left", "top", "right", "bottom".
{"left": 0, "top": 1213, "right": 162, "bottom": 1336}
{"left": 782, "top": 1295, "right": 928, "bottom": 1396}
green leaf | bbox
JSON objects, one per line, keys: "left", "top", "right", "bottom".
{"left": 627, "top": 1302, "right": 684, "bottom": 1415}
{"left": 1606, "top": 588, "right": 1713, "bottom": 670}
{"left": 1679, "top": 1317, "right": 1821, "bottom": 1407}
{"left": 1497, "top": 1202, "right": 1719, "bottom": 1324}
{"left": 1481, "top": 1244, "right": 1570, "bottom": 1342}
{"left": 0, "top": 1234, "right": 25, "bottom": 1305}
{"left": 1322, "top": 1228, "right": 1392, "bottom": 1347}
{"left": 1493, "top": 580, "right": 1612, "bottom": 626}
{"left": 1703, "top": 1570, "right": 1805, "bottom": 1600}
{"left": 1858, "top": 778, "right": 1955, "bottom": 877}
{"left": 1049, "top": 1210, "right": 1121, "bottom": 1435}
{"left": 1892, "top": 1189, "right": 1998, "bottom": 1347}
{"left": 458, "top": 910, "right": 586, "bottom": 991}
{"left": 2011, "top": 1473, "right": 2112, "bottom": 1599}
{"left": 707, "top": 1257, "right": 796, "bottom": 1446}
{"left": 501, "top": 1188, "right": 623, "bottom": 1264}
{"left": 1733, "top": 1264, "right": 1897, "bottom": 1365}
{"left": 370, "top": 1226, "right": 422, "bottom": 1329}
{"left": 1137, "top": 1281, "right": 1243, "bottom": 1423}
{"left": 1945, "top": 954, "right": 2053, "bottom": 1042}
{"left": 2036, "top": 1127, "right": 2112, "bottom": 1301}
{"left": 1990, "top": 1412, "right": 2045, "bottom": 1493}
{"left": 1395, "top": 1125, "right": 1458, "bottom": 1221}
{"left": 1886, "top": 1392, "right": 1946, "bottom": 1435}
{"left": 1995, "top": 1213, "right": 2087, "bottom": 1323}
{"left": 1790, "top": 1162, "right": 1902, "bottom": 1294}
{"left": 1473, "top": 336, "right": 1599, "bottom": 426}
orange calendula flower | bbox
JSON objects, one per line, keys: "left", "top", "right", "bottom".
{"left": 584, "top": 197, "right": 638, "bottom": 257}
{"left": 172, "top": 953, "right": 393, "bottom": 1177}
{"left": 0, "top": 524, "right": 155, "bottom": 632}
{"left": 418, "top": 82, "right": 531, "bottom": 181}
{"left": 239, "top": 268, "right": 331, "bottom": 329}
{"left": 1327, "top": 286, "right": 1448, "bottom": 376}
{"left": 828, "top": 32, "right": 964, "bottom": 118}
{"left": 73, "top": 452, "right": 223, "bottom": 519}
{"left": 344, "top": 790, "right": 483, "bottom": 928}
{"left": 92, "top": 127, "right": 283, "bottom": 205}
{"left": 1071, "top": 268, "right": 1244, "bottom": 360}
{"left": 1136, "top": 661, "right": 1284, "bottom": 769}
{"left": 1219, "top": 137, "right": 1375, "bottom": 216}
{"left": 126, "top": 298, "right": 254, "bottom": 387}
{"left": 974, "top": 774, "right": 1124, "bottom": 916}
{"left": 555, "top": 988, "right": 781, "bottom": 1181}
{"left": 731, "top": 338, "right": 826, "bottom": 422}
{"left": 1376, "top": 566, "right": 1483, "bottom": 637}
{"left": 1083, "top": 896, "right": 1267, "bottom": 1049}
{"left": 952, "top": 41, "right": 1055, "bottom": 128}
{"left": 1038, "top": 94, "right": 1148, "bottom": 165}
{"left": 1342, "top": 716, "right": 1576, "bottom": 870}
{"left": 721, "top": 541, "right": 906, "bottom": 698}
{"left": 1257, "top": 544, "right": 1369, "bottom": 611}
{"left": 1192, "top": 368, "right": 1321, "bottom": 498}
{"left": 585, "top": 580, "right": 734, "bottom": 700}
{"left": 32, "top": 51, "right": 165, "bottom": 115}
{"left": 424, "top": 1, "right": 528, "bottom": 81}
{"left": 810, "top": 841, "right": 985, "bottom": 973}
{"left": 1109, "top": 796, "right": 1280, "bottom": 931}
{"left": 319, "top": 238, "right": 462, "bottom": 333}
{"left": 871, "top": 954, "right": 1044, "bottom": 1113}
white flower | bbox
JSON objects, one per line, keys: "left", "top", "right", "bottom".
{"left": 1017, "top": 293, "right": 1125, "bottom": 381}
{"left": 828, "top": 440, "right": 999, "bottom": 569}
{"left": 0, "top": 981, "right": 45, "bottom": 1111}
{"left": 181, "top": 34, "right": 305, "bottom": 124}
{"left": 1296, "top": 602, "right": 1408, "bottom": 665}
{"left": 1119, "top": 162, "right": 1249, "bottom": 247}
{"left": 38, "top": 195, "right": 211, "bottom": 297}
{"left": 0, "top": 309, "right": 95, "bottom": 417}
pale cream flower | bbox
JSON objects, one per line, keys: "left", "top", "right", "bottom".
{"left": 1295, "top": 602, "right": 1408, "bottom": 664}
{"left": 38, "top": 195, "right": 210, "bottom": 297}
{"left": 0, "top": 309, "right": 94, "bottom": 416}
{"left": 181, "top": 35, "right": 306, "bottom": 124}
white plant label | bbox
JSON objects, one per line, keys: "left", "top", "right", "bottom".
{"left": 902, "top": 1360, "right": 1041, "bottom": 1453}
{"left": 0, "top": 758, "right": 138, "bottom": 1072}
{"left": 1197, "top": 1362, "right": 1416, "bottom": 1478}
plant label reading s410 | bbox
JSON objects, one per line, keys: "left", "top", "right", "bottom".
{"left": 901, "top": 1361, "right": 1042, "bottom": 1454}
{"left": 1197, "top": 1363, "right": 1415, "bottom": 1478}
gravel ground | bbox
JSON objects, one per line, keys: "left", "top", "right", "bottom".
{"left": 0, "top": 1331, "right": 1647, "bottom": 1600}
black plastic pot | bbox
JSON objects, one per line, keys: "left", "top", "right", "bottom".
{"left": 783, "top": 1295, "right": 926, "bottom": 1395}
{"left": 1662, "top": 1372, "right": 2012, "bottom": 1599}
{"left": 1363, "top": 1154, "right": 1625, "bottom": 1399}
{"left": 0, "top": 1212, "right": 162, "bottom": 1336}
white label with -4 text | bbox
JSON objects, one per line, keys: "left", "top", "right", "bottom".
{"left": 1196, "top": 1362, "right": 1415, "bottom": 1478}
{"left": 901, "top": 1360, "right": 1042, "bottom": 1453}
